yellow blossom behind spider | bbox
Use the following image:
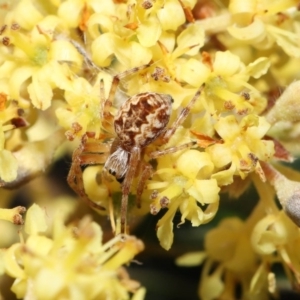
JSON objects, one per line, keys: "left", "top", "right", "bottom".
{"left": 89, "top": 0, "right": 198, "bottom": 68}
{"left": 1, "top": 204, "right": 145, "bottom": 300}
{"left": 177, "top": 215, "right": 267, "bottom": 300}
{"left": 228, "top": 0, "right": 300, "bottom": 57}
{"left": 207, "top": 114, "right": 274, "bottom": 186}
{"left": 146, "top": 128, "right": 220, "bottom": 250}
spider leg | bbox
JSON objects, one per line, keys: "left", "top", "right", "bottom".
{"left": 120, "top": 146, "right": 141, "bottom": 233}
{"left": 67, "top": 135, "right": 110, "bottom": 211}
{"left": 107, "top": 64, "right": 151, "bottom": 104}
{"left": 80, "top": 140, "right": 111, "bottom": 161}
{"left": 136, "top": 162, "right": 153, "bottom": 208}
{"left": 149, "top": 141, "right": 196, "bottom": 159}
{"left": 100, "top": 64, "right": 151, "bottom": 133}
{"left": 100, "top": 79, "right": 114, "bottom": 133}
{"left": 148, "top": 86, "right": 203, "bottom": 159}
{"left": 162, "top": 85, "right": 205, "bottom": 143}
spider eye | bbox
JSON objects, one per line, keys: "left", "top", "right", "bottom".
{"left": 170, "top": 97, "right": 174, "bottom": 103}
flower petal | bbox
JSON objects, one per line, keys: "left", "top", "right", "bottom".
{"left": 8, "top": 0, "right": 44, "bottom": 30}
{"left": 243, "top": 57, "right": 270, "bottom": 79}
{"left": 28, "top": 73, "right": 53, "bottom": 110}
{"left": 177, "top": 58, "right": 210, "bottom": 87}
{"left": 114, "top": 40, "right": 152, "bottom": 68}
{"left": 176, "top": 251, "right": 207, "bottom": 266}
{"left": 156, "top": 199, "right": 181, "bottom": 250}
{"left": 9, "top": 66, "right": 33, "bottom": 100}
{"left": 179, "top": 196, "right": 204, "bottom": 226}
{"left": 172, "top": 23, "right": 205, "bottom": 58}
{"left": 177, "top": 150, "right": 214, "bottom": 179}
{"left": 0, "top": 149, "right": 18, "bottom": 182}
{"left": 91, "top": 33, "right": 115, "bottom": 67}
{"left": 57, "top": 0, "right": 83, "bottom": 28}
{"left": 24, "top": 204, "right": 48, "bottom": 235}
{"left": 268, "top": 24, "right": 300, "bottom": 58}
{"left": 188, "top": 179, "right": 220, "bottom": 204}
{"left": 157, "top": 0, "right": 185, "bottom": 31}
{"left": 136, "top": 16, "right": 162, "bottom": 47}
{"left": 157, "top": 218, "right": 174, "bottom": 250}
{"left": 227, "top": 18, "right": 267, "bottom": 43}
{"left": 3, "top": 244, "right": 25, "bottom": 279}
{"left": 213, "top": 51, "right": 243, "bottom": 77}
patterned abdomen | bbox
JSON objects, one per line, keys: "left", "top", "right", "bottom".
{"left": 114, "top": 92, "right": 173, "bottom": 150}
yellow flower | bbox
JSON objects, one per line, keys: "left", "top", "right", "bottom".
{"left": 0, "top": 15, "right": 82, "bottom": 110}
{"left": 250, "top": 170, "right": 300, "bottom": 296}
{"left": 227, "top": 0, "right": 300, "bottom": 57}
{"left": 205, "top": 218, "right": 257, "bottom": 273}
{"left": 176, "top": 217, "right": 264, "bottom": 300}
{"left": 90, "top": 0, "right": 198, "bottom": 68}
{"left": 206, "top": 114, "right": 274, "bottom": 186}
{"left": 250, "top": 196, "right": 300, "bottom": 296}
{"left": 153, "top": 22, "right": 205, "bottom": 85}
{"left": 146, "top": 129, "right": 220, "bottom": 250}
{"left": 2, "top": 204, "right": 145, "bottom": 300}
{"left": 55, "top": 72, "right": 112, "bottom": 140}
{"left": 181, "top": 51, "right": 270, "bottom": 117}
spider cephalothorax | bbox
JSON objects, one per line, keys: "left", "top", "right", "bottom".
{"left": 68, "top": 64, "right": 203, "bottom": 233}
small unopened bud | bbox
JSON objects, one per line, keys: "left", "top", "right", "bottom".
{"left": 261, "top": 162, "right": 300, "bottom": 226}
{"left": 266, "top": 81, "right": 300, "bottom": 124}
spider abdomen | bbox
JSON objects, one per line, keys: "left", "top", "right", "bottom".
{"left": 114, "top": 92, "right": 173, "bottom": 150}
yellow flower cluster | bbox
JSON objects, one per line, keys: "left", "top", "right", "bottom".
{"left": 1, "top": 204, "right": 145, "bottom": 300}
{"left": 177, "top": 168, "right": 300, "bottom": 299}
{"left": 1, "top": 0, "right": 300, "bottom": 298}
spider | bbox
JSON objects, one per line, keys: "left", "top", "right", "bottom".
{"left": 67, "top": 64, "right": 204, "bottom": 233}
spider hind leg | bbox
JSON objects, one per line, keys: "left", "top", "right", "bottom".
{"left": 67, "top": 134, "right": 110, "bottom": 211}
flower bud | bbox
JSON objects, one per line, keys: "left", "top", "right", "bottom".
{"left": 261, "top": 162, "right": 300, "bottom": 226}
{"left": 266, "top": 81, "right": 300, "bottom": 124}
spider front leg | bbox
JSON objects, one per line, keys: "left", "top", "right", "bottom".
{"left": 162, "top": 85, "right": 205, "bottom": 143}
{"left": 100, "top": 64, "right": 151, "bottom": 124}
{"left": 136, "top": 161, "right": 153, "bottom": 208}
{"left": 120, "top": 146, "right": 141, "bottom": 233}
{"left": 149, "top": 85, "right": 204, "bottom": 159}
{"left": 68, "top": 134, "right": 110, "bottom": 211}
